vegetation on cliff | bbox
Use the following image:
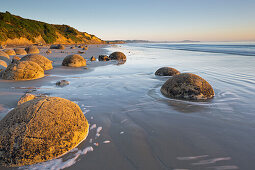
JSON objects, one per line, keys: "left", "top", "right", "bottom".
{"left": 0, "top": 11, "right": 104, "bottom": 44}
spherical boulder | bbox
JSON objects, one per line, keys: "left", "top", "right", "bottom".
{"left": 109, "top": 52, "right": 126, "bottom": 60}
{"left": 2, "top": 61, "right": 44, "bottom": 80}
{"left": 14, "top": 48, "right": 27, "bottom": 55}
{"left": 90, "top": 56, "right": 96, "bottom": 61}
{"left": 4, "top": 49, "right": 16, "bottom": 56}
{"left": 0, "top": 51, "right": 10, "bottom": 63}
{"left": 21, "top": 54, "right": 53, "bottom": 70}
{"left": 98, "top": 55, "right": 110, "bottom": 61}
{"left": 50, "top": 44, "right": 65, "bottom": 50}
{"left": 62, "top": 54, "right": 86, "bottom": 67}
{"left": 160, "top": 73, "right": 214, "bottom": 100}
{"left": 0, "top": 97, "right": 89, "bottom": 167}
{"left": 155, "top": 67, "right": 180, "bottom": 76}
{"left": 25, "top": 46, "right": 40, "bottom": 54}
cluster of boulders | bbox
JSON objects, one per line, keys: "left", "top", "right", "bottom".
{"left": 155, "top": 67, "right": 214, "bottom": 100}
{"left": 0, "top": 48, "right": 52, "bottom": 80}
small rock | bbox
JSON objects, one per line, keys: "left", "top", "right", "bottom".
{"left": 90, "top": 56, "right": 96, "bottom": 61}
{"left": 98, "top": 55, "right": 110, "bottom": 61}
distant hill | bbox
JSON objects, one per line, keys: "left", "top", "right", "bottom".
{"left": 0, "top": 11, "right": 105, "bottom": 45}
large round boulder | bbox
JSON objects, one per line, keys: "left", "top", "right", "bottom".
{"left": 161, "top": 73, "right": 214, "bottom": 100}
{"left": 109, "top": 52, "right": 126, "bottom": 60}
{"left": 50, "top": 44, "right": 65, "bottom": 50}
{"left": 4, "top": 49, "right": 16, "bottom": 56}
{"left": 0, "top": 97, "right": 89, "bottom": 167}
{"left": 62, "top": 54, "right": 86, "bottom": 67}
{"left": 2, "top": 61, "right": 44, "bottom": 80}
{"left": 155, "top": 67, "right": 180, "bottom": 76}
{"left": 14, "top": 48, "right": 27, "bottom": 55}
{"left": 0, "top": 51, "right": 10, "bottom": 63}
{"left": 21, "top": 54, "right": 53, "bottom": 70}
{"left": 25, "top": 46, "right": 40, "bottom": 54}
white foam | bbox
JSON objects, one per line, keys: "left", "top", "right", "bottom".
{"left": 177, "top": 155, "right": 209, "bottom": 160}
{"left": 192, "top": 157, "right": 231, "bottom": 165}
{"left": 207, "top": 165, "right": 238, "bottom": 170}
{"left": 90, "top": 124, "right": 97, "bottom": 130}
{"left": 22, "top": 147, "right": 94, "bottom": 170}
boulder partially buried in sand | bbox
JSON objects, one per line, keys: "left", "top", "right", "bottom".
{"left": 21, "top": 54, "right": 53, "bottom": 70}
{"left": 155, "top": 67, "right": 180, "bottom": 76}
{"left": 161, "top": 73, "right": 214, "bottom": 100}
{"left": 25, "top": 46, "right": 40, "bottom": 54}
{"left": 0, "top": 97, "right": 89, "bottom": 167}
{"left": 109, "top": 52, "right": 126, "bottom": 60}
{"left": 4, "top": 49, "right": 16, "bottom": 56}
{"left": 2, "top": 61, "right": 44, "bottom": 80}
{"left": 14, "top": 48, "right": 27, "bottom": 55}
{"left": 62, "top": 54, "right": 86, "bottom": 67}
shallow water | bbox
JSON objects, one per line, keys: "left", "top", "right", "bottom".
{"left": 1, "top": 43, "right": 255, "bottom": 170}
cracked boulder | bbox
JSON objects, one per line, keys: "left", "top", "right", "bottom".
{"left": 161, "top": 73, "right": 214, "bottom": 100}
{"left": 62, "top": 54, "right": 86, "bottom": 67}
{"left": 2, "top": 61, "right": 44, "bottom": 80}
{"left": 21, "top": 54, "right": 53, "bottom": 70}
{"left": 155, "top": 67, "right": 180, "bottom": 76}
{"left": 0, "top": 97, "right": 89, "bottom": 167}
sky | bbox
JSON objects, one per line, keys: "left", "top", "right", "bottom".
{"left": 0, "top": 0, "right": 255, "bottom": 41}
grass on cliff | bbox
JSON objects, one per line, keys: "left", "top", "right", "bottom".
{"left": 0, "top": 11, "right": 101, "bottom": 44}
